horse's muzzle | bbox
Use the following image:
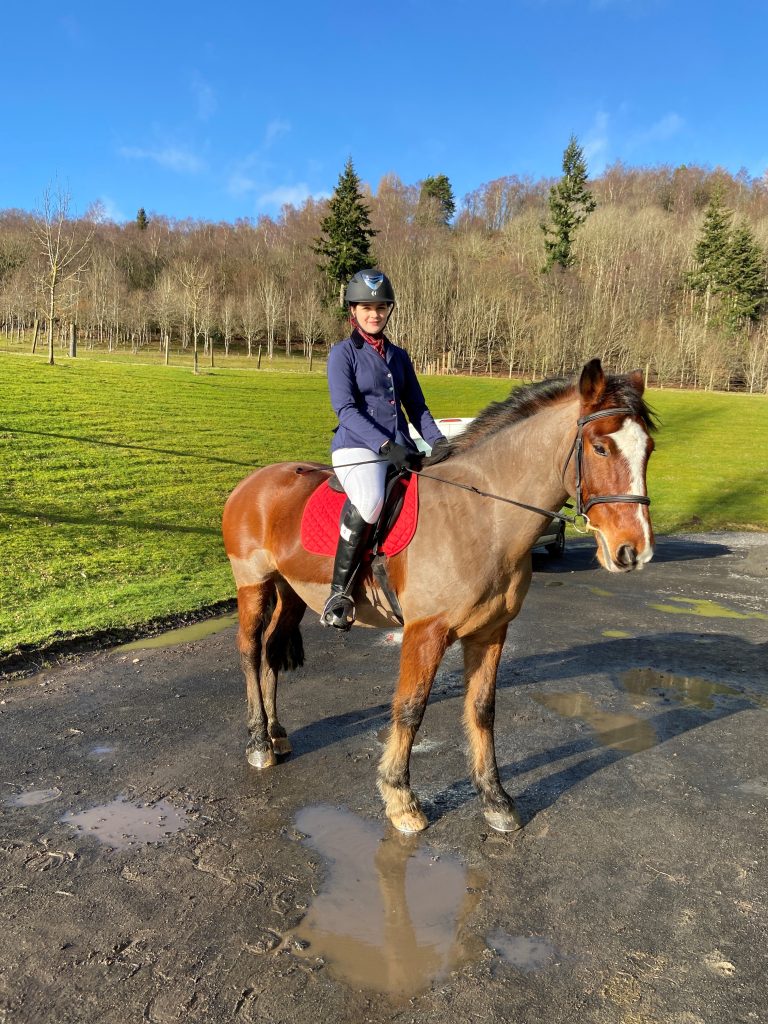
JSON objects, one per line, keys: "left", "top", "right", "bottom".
{"left": 609, "top": 541, "right": 654, "bottom": 572}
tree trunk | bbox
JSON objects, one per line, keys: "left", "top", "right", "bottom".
{"left": 47, "top": 276, "right": 57, "bottom": 365}
{"left": 31, "top": 319, "right": 40, "bottom": 354}
{"left": 69, "top": 323, "right": 77, "bottom": 358}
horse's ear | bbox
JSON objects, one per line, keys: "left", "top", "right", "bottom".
{"left": 579, "top": 358, "right": 605, "bottom": 407}
{"left": 628, "top": 368, "right": 645, "bottom": 395}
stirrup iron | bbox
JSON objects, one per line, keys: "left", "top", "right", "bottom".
{"left": 320, "top": 592, "right": 356, "bottom": 631}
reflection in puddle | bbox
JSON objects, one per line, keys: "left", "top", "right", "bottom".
{"left": 533, "top": 693, "right": 656, "bottom": 753}
{"left": 5, "top": 788, "right": 62, "bottom": 807}
{"left": 88, "top": 744, "right": 116, "bottom": 759}
{"left": 489, "top": 931, "right": 560, "bottom": 971}
{"left": 61, "top": 796, "right": 188, "bottom": 849}
{"left": 621, "top": 668, "right": 767, "bottom": 711}
{"left": 291, "top": 805, "right": 482, "bottom": 996}
{"left": 648, "top": 597, "right": 767, "bottom": 621}
{"left": 116, "top": 613, "right": 238, "bottom": 651}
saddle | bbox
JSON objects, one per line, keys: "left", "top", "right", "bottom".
{"left": 299, "top": 468, "right": 420, "bottom": 623}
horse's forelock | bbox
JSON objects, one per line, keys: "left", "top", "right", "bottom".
{"left": 599, "top": 374, "right": 658, "bottom": 433}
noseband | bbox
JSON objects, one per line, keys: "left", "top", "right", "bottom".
{"left": 563, "top": 407, "right": 651, "bottom": 521}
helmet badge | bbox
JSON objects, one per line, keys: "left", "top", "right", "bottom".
{"left": 362, "top": 272, "right": 385, "bottom": 294}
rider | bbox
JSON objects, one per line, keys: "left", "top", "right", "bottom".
{"left": 321, "top": 268, "right": 451, "bottom": 630}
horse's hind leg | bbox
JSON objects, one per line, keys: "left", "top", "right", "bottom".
{"left": 462, "top": 626, "right": 522, "bottom": 832}
{"left": 378, "top": 615, "right": 450, "bottom": 833}
{"left": 236, "top": 581, "right": 278, "bottom": 769}
{"left": 261, "top": 579, "right": 306, "bottom": 757}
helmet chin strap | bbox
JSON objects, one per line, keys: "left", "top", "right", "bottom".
{"left": 350, "top": 304, "right": 394, "bottom": 339}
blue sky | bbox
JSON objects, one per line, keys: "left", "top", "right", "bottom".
{"left": 3, "top": 0, "right": 767, "bottom": 223}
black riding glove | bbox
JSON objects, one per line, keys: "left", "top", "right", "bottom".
{"left": 379, "top": 441, "right": 422, "bottom": 472}
{"left": 422, "top": 437, "right": 451, "bottom": 467}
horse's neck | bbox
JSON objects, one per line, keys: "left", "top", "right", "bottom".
{"left": 449, "top": 397, "right": 578, "bottom": 515}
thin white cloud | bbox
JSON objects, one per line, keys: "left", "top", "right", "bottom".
{"left": 191, "top": 74, "right": 216, "bottom": 121}
{"left": 228, "top": 171, "right": 258, "bottom": 197}
{"left": 583, "top": 111, "right": 610, "bottom": 171}
{"left": 265, "top": 119, "right": 291, "bottom": 148}
{"left": 629, "top": 112, "right": 684, "bottom": 148}
{"left": 85, "top": 196, "right": 126, "bottom": 223}
{"left": 119, "top": 145, "right": 205, "bottom": 174}
{"left": 256, "top": 183, "right": 329, "bottom": 210}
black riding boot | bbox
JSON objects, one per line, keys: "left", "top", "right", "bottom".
{"left": 320, "top": 501, "right": 372, "bottom": 630}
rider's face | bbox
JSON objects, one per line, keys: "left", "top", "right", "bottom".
{"left": 352, "top": 302, "right": 391, "bottom": 334}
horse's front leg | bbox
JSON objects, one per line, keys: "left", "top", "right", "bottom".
{"left": 462, "top": 625, "right": 522, "bottom": 832}
{"left": 378, "top": 615, "right": 450, "bottom": 833}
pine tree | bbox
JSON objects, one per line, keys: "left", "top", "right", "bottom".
{"left": 723, "top": 219, "right": 766, "bottom": 328}
{"left": 418, "top": 174, "right": 456, "bottom": 226}
{"left": 541, "top": 136, "right": 597, "bottom": 272}
{"left": 136, "top": 207, "right": 149, "bottom": 231}
{"left": 313, "top": 158, "right": 376, "bottom": 304}
{"left": 687, "top": 187, "right": 732, "bottom": 297}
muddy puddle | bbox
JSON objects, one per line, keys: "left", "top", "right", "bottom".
{"left": 5, "top": 788, "right": 62, "bottom": 807}
{"left": 532, "top": 692, "right": 657, "bottom": 753}
{"left": 534, "top": 668, "right": 767, "bottom": 754}
{"left": 88, "top": 744, "right": 116, "bottom": 759}
{"left": 60, "top": 796, "right": 189, "bottom": 850}
{"left": 648, "top": 596, "right": 767, "bottom": 621}
{"left": 621, "top": 667, "right": 767, "bottom": 711}
{"left": 290, "top": 805, "right": 484, "bottom": 996}
{"left": 488, "top": 931, "right": 561, "bottom": 971}
{"left": 116, "top": 613, "right": 238, "bottom": 651}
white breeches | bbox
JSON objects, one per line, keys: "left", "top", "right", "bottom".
{"left": 332, "top": 447, "right": 388, "bottom": 524}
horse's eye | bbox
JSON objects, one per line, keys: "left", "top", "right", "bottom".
{"left": 592, "top": 443, "right": 608, "bottom": 457}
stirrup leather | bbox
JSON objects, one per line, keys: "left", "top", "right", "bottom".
{"left": 320, "top": 591, "right": 356, "bottom": 630}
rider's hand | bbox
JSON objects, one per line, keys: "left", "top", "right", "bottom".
{"left": 379, "top": 441, "right": 422, "bottom": 472}
{"left": 422, "top": 437, "right": 451, "bottom": 467}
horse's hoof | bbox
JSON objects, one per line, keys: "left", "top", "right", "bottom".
{"left": 271, "top": 736, "right": 292, "bottom": 757}
{"left": 484, "top": 807, "right": 523, "bottom": 833}
{"left": 247, "top": 745, "right": 277, "bottom": 769}
{"left": 390, "top": 809, "right": 429, "bottom": 833}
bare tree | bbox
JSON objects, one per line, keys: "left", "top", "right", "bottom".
{"left": 34, "top": 184, "right": 92, "bottom": 365}
{"left": 176, "top": 257, "right": 211, "bottom": 372}
{"left": 295, "top": 285, "right": 323, "bottom": 369}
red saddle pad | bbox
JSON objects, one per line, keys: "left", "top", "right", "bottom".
{"left": 301, "top": 474, "right": 419, "bottom": 558}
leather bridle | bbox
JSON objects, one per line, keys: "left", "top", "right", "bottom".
{"left": 562, "top": 406, "right": 652, "bottom": 521}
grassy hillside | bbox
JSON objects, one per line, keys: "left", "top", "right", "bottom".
{"left": 1, "top": 355, "right": 766, "bottom": 659}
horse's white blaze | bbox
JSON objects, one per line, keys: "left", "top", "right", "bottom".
{"left": 610, "top": 419, "right": 653, "bottom": 561}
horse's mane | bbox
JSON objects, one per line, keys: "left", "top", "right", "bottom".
{"left": 451, "top": 373, "right": 657, "bottom": 454}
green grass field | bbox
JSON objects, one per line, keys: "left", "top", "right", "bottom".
{"left": 1, "top": 354, "right": 766, "bottom": 660}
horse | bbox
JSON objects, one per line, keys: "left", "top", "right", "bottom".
{"left": 221, "top": 358, "right": 656, "bottom": 833}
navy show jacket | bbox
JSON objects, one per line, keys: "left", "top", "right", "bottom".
{"left": 327, "top": 330, "right": 445, "bottom": 454}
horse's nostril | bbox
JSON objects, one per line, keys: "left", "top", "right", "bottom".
{"left": 617, "top": 544, "right": 637, "bottom": 568}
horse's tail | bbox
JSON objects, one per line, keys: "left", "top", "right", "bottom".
{"left": 264, "top": 581, "right": 306, "bottom": 674}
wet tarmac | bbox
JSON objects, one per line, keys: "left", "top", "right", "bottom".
{"left": 0, "top": 532, "right": 766, "bottom": 1023}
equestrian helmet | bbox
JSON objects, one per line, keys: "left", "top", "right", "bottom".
{"left": 344, "top": 269, "right": 395, "bottom": 306}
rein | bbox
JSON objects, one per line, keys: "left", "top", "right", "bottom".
{"left": 305, "top": 406, "right": 650, "bottom": 533}
{"left": 419, "top": 406, "right": 650, "bottom": 531}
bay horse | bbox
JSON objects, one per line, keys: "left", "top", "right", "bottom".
{"left": 221, "top": 359, "right": 656, "bottom": 833}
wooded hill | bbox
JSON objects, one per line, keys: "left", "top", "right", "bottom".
{"left": 1, "top": 161, "right": 767, "bottom": 391}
